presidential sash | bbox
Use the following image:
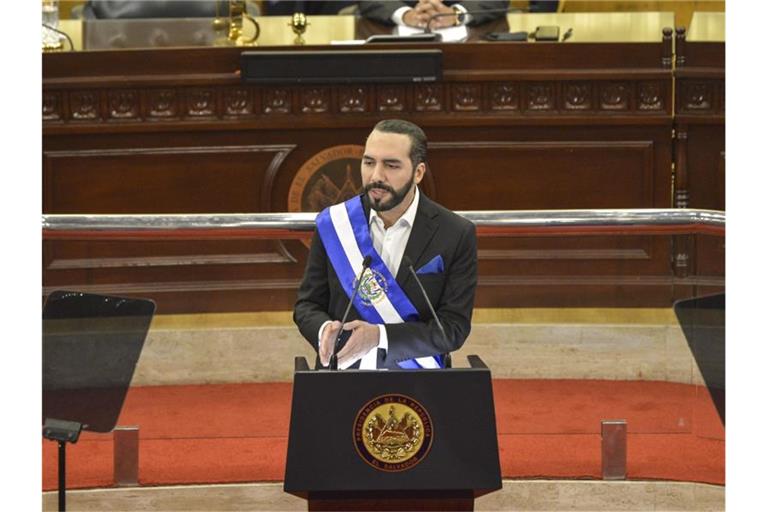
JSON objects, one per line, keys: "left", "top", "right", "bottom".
{"left": 316, "top": 196, "right": 444, "bottom": 370}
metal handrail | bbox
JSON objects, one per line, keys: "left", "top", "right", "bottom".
{"left": 42, "top": 209, "right": 725, "bottom": 240}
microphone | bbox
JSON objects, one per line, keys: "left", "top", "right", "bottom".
{"left": 329, "top": 255, "right": 372, "bottom": 370}
{"left": 424, "top": 7, "right": 516, "bottom": 34}
{"left": 402, "top": 256, "right": 448, "bottom": 350}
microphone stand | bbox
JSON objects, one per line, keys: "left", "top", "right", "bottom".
{"left": 403, "top": 256, "right": 450, "bottom": 366}
{"left": 329, "top": 256, "right": 371, "bottom": 370}
{"left": 406, "top": 264, "right": 448, "bottom": 344}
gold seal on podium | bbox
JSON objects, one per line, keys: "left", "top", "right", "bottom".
{"left": 353, "top": 394, "right": 433, "bottom": 472}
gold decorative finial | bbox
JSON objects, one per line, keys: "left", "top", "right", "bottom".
{"left": 290, "top": 12, "right": 309, "bottom": 45}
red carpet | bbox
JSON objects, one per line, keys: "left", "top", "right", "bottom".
{"left": 42, "top": 380, "right": 724, "bottom": 491}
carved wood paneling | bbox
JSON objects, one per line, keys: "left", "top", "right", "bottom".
{"left": 43, "top": 91, "right": 63, "bottom": 121}
{"left": 679, "top": 81, "right": 714, "bottom": 113}
{"left": 489, "top": 83, "right": 520, "bottom": 111}
{"left": 108, "top": 89, "right": 140, "bottom": 119}
{"left": 638, "top": 81, "right": 665, "bottom": 111}
{"left": 43, "top": 78, "right": 675, "bottom": 125}
{"left": 301, "top": 87, "right": 330, "bottom": 114}
{"left": 562, "top": 82, "right": 592, "bottom": 111}
{"left": 147, "top": 88, "right": 179, "bottom": 118}
{"left": 526, "top": 83, "right": 556, "bottom": 111}
{"left": 415, "top": 84, "right": 444, "bottom": 112}
{"left": 264, "top": 88, "right": 291, "bottom": 114}
{"left": 338, "top": 86, "right": 368, "bottom": 113}
{"left": 185, "top": 88, "right": 216, "bottom": 117}
{"left": 599, "top": 82, "right": 630, "bottom": 111}
{"left": 452, "top": 83, "right": 482, "bottom": 111}
{"left": 222, "top": 87, "right": 254, "bottom": 117}
{"left": 377, "top": 85, "right": 406, "bottom": 112}
{"left": 70, "top": 90, "right": 100, "bottom": 121}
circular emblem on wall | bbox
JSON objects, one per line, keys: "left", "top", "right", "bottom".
{"left": 288, "top": 144, "right": 365, "bottom": 214}
{"left": 353, "top": 394, "right": 433, "bottom": 472}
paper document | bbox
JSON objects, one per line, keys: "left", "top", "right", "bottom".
{"left": 397, "top": 23, "right": 469, "bottom": 42}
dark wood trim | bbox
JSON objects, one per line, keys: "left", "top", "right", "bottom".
{"left": 478, "top": 249, "right": 650, "bottom": 260}
{"left": 46, "top": 251, "right": 295, "bottom": 270}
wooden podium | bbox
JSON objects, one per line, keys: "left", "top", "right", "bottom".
{"left": 284, "top": 356, "right": 502, "bottom": 511}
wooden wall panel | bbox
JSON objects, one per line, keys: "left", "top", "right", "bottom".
{"left": 683, "top": 125, "right": 724, "bottom": 211}
{"left": 44, "top": 145, "right": 294, "bottom": 214}
{"left": 428, "top": 141, "right": 654, "bottom": 210}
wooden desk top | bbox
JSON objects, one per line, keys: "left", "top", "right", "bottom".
{"left": 505, "top": 12, "right": 674, "bottom": 42}
{"left": 687, "top": 12, "right": 725, "bottom": 42}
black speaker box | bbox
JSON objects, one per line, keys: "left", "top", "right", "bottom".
{"left": 240, "top": 50, "right": 443, "bottom": 84}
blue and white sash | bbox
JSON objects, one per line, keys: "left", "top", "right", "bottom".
{"left": 316, "top": 196, "right": 444, "bottom": 370}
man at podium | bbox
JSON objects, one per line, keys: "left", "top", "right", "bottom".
{"left": 294, "top": 119, "right": 478, "bottom": 370}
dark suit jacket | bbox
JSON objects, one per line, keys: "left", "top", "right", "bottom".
{"left": 359, "top": 0, "right": 510, "bottom": 26}
{"left": 293, "top": 193, "right": 477, "bottom": 370}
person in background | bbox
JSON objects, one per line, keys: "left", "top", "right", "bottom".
{"left": 359, "top": 0, "right": 510, "bottom": 30}
{"left": 261, "top": 1, "right": 357, "bottom": 15}
{"left": 80, "top": 1, "right": 260, "bottom": 18}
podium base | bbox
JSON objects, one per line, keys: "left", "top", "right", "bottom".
{"left": 308, "top": 490, "right": 474, "bottom": 511}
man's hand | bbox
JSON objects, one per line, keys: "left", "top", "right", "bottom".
{"left": 336, "top": 320, "right": 380, "bottom": 368}
{"left": 318, "top": 320, "right": 342, "bottom": 367}
{"left": 402, "top": 4, "right": 430, "bottom": 28}
{"left": 404, "top": 0, "right": 457, "bottom": 30}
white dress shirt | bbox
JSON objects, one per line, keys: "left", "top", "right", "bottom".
{"left": 319, "top": 188, "right": 421, "bottom": 369}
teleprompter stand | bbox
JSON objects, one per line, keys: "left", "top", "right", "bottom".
{"left": 43, "top": 291, "right": 155, "bottom": 511}
{"left": 284, "top": 355, "right": 501, "bottom": 511}
{"left": 42, "top": 419, "right": 82, "bottom": 512}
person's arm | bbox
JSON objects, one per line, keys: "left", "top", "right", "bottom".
{"left": 456, "top": 0, "right": 510, "bottom": 25}
{"left": 358, "top": 1, "right": 410, "bottom": 25}
{"left": 385, "top": 218, "right": 478, "bottom": 363}
{"left": 293, "top": 231, "right": 334, "bottom": 352}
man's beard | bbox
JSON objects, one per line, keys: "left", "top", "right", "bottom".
{"left": 363, "top": 174, "right": 414, "bottom": 212}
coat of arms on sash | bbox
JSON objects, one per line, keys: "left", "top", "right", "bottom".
{"left": 356, "top": 268, "right": 388, "bottom": 307}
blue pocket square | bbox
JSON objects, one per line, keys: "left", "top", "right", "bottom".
{"left": 416, "top": 255, "right": 444, "bottom": 275}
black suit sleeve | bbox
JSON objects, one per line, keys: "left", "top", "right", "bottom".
{"left": 384, "top": 217, "right": 477, "bottom": 363}
{"left": 293, "top": 230, "right": 333, "bottom": 352}
{"left": 358, "top": 1, "right": 410, "bottom": 25}
{"left": 459, "top": 0, "right": 509, "bottom": 25}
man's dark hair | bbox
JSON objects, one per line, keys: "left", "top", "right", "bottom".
{"left": 372, "top": 119, "right": 428, "bottom": 169}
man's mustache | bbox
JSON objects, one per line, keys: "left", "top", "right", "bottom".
{"left": 363, "top": 182, "right": 395, "bottom": 194}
